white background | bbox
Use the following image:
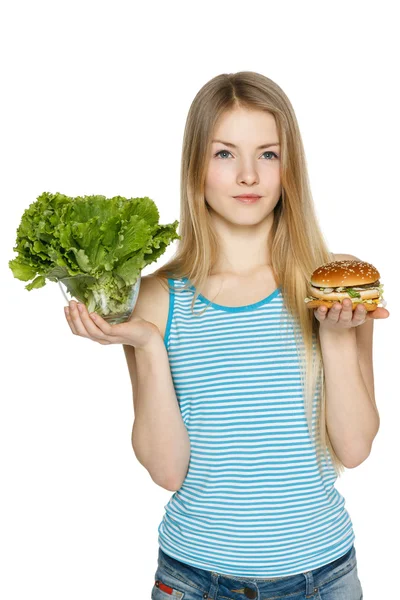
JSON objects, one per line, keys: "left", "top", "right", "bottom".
{"left": 1, "top": 1, "right": 398, "bottom": 598}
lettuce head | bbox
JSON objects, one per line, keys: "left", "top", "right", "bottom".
{"left": 9, "top": 192, "right": 180, "bottom": 315}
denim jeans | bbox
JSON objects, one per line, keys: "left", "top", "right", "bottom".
{"left": 152, "top": 545, "right": 363, "bottom": 599}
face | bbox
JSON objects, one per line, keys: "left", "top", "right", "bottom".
{"left": 204, "top": 107, "right": 282, "bottom": 225}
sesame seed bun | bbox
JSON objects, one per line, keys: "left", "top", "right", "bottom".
{"left": 311, "top": 259, "right": 379, "bottom": 287}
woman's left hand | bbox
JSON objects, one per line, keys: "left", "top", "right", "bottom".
{"left": 314, "top": 298, "right": 390, "bottom": 331}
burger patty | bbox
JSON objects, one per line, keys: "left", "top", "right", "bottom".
{"left": 343, "top": 280, "right": 380, "bottom": 290}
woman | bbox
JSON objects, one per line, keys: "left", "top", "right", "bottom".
{"left": 65, "top": 72, "right": 388, "bottom": 598}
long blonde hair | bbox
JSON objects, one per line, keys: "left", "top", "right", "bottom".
{"left": 152, "top": 71, "right": 344, "bottom": 479}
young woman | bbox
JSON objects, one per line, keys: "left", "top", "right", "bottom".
{"left": 64, "top": 72, "right": 389, "bottom": 599}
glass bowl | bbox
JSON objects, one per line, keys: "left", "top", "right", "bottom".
{"left": 58, "top": 273, "right": 142, "bottom": 325}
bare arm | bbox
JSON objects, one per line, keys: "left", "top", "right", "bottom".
{"left": 122, "top": 276, "right": 190, "bottom": 491}
{"left": 124, "top": 337, "right": 190, "bottom": 491}
{"left": 319, "top": 327, "right": 379, "bottom": 468}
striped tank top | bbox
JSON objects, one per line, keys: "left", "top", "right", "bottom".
{"left": 157, "top": 276, "right": 355, "bottom": 578}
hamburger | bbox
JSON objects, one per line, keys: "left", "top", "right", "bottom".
{"left": 304, "top": 259, "right": 386, "bottom": 312}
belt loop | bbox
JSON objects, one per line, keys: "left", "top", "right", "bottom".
{"left": 205, "top": 571, "right": 219, "bottom": 600}
{"left": 304, "top": 569, "right": 318, "bottom": 597}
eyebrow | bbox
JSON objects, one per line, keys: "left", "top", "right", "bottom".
{"left": 212, "top": 139, "right": 280, "bottom": 149}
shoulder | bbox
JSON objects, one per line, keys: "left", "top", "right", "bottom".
{"left": 331, "top": 252, "right": 362, "bottom": 262}
{"left": 130, "top": 274, "right": 170, "bottom": 339}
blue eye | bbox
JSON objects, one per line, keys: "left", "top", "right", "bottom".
{"left": 214, "top": 149, "right": 279, "bottom": 160}
{"left": 214, "top": 150, "right": 231, "bottom": 159}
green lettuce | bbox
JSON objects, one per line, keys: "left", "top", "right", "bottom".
{"left": 9, "top": 192, "right": 180, "bottom": 315}
{"left": 345, "top": 288, "right": 361, "bottom": 298}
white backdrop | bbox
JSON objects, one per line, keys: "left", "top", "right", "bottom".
{"left": 1, "top": 1, "right": 398, "bottom": 598}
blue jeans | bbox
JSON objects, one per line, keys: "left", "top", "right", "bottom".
{"left": 152, "top": 545, "right": 363, "bottom": 599}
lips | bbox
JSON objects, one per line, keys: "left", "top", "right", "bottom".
{"left": 234, "top": 194, "right": 262, "bottom": 204}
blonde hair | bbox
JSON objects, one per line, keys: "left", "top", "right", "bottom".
{"left": 152, "top": 71, "right": 344, "bottom": 479}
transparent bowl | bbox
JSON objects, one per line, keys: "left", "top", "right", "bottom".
{"left": 59, "top": 273, "right": 142, "bottom": 325}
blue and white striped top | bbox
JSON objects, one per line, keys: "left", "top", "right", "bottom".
{"left": 157, "top": 276, "right": 355, "bottom": 578}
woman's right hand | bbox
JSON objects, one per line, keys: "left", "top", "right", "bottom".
{"left": 64, "top": 300, "right": 161, "bottom": 348}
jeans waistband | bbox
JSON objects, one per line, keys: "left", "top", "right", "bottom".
{"left": 157, "top": 544, "right": 356, "bottom": 598}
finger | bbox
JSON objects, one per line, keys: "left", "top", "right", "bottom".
{"left": 87, "top": 311, "right": 116, "bottom": 337}
{"left": 327, "top": 302, "right": 341, "bottom": 322}
{"left": 64, "top": 306, "right": 78, "bottom": 335}
{"left": 315, "top": 306, "right": 327, "bottom": 320}
{"left": 77, "top": 303, "right": 112, "bottom": 343}
{"left": 68, "top": 301, "right": 90, "bottom": 337}
{"left": 339, "top": 299, "right": 353, "bottom": 323}
{"left": 354, "top": 304, "right": 367, "bottom": 323}
{"left": 371, "top": 307, "right": 390, "bottom": 319}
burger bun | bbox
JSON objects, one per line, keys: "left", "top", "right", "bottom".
{"left": 306, "top": 298, "right": 378, "bottom": 311}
